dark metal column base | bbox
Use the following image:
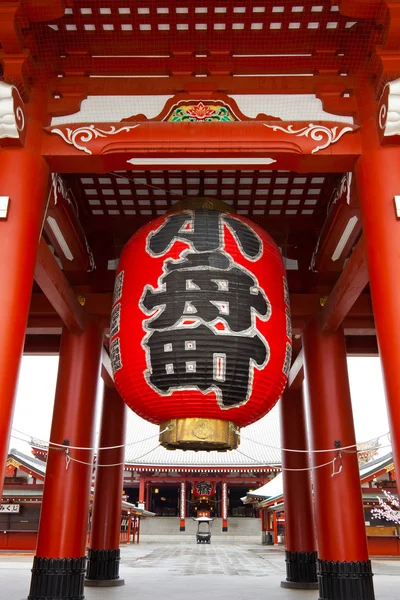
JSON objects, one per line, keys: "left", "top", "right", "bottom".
{"left": 28, "top": 556, "right": 86, "bottom": 600}
{"left": 281, "top": 580, "right": 319, "bottom": 590}
{"left": 85, "top": 548, "right": 121, "bottom": 582}
{"left": 318, "top": 559, "right": 375, "bottom": 600}
{"left": 284, "top": 550, "right": 318, "bottom": 585}
{"left": 85, "top": 578, "right": 125, "bottom": 587}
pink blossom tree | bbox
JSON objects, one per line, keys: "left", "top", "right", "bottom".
{"left": 371, "top": 491, "right": 400, "bottom": 524}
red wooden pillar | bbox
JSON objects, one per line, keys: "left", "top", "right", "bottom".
{"left": 28, "top": 321, "right": 102, "bottom": 600}
{"left": 303, "top": 320, "right": 374, "bottom": 600}
{"left": 273, "top": 512, "right": 278, "bottom": 544}
{"left": 222, "top": 481, "right": 228, "bottom": 532}
{"left": 86, "top": 387, "right": 127, "bottom": 587}
{"left": 179, "top": 481, "right": 186, "bottom": 531}
{"left": 0, "top": 91, "right": 50, "bottom": 488}
{"left": 136, "top": 516, "right": 141, "bottom": 543}
{"left": 138, "top": 474, "right": 145, "bottom": 506}
{"left": 355, "top": 87, "right": 400, "bottom": 513}
{"left": 280, "top": 386, "right": 318, "bottom": 589}
{"left": 127, "top": 515, "right": 132, "bottom": 544}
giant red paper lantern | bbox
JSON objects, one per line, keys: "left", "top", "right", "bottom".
{"left": 110, "top": 208, "right": 291, "bottom": 450}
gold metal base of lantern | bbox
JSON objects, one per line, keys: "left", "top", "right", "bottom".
{"left": 159, "top": 418, "right": 240, "bottom": 451}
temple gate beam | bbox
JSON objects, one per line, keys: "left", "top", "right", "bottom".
{"left": 319, "top": 236, "right": 369, "bottom": 332}
{"left": 34, "top": 237, "right": 88, "bottom": 334}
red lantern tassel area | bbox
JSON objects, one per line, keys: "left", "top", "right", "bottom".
{"left": 110, "top": 208, "right": 291, "bottom": 451}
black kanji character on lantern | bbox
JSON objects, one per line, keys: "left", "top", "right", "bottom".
{"left": 195, "top": 482, "right": 213, "bottom": 496}
{"left": 144, "top": 324, "right": 268, "bottom": 408}
{"left": 147, "top": 209, "right": 262, "bottom": 259}
{"left": 141, "top": 251, "right": 270, "bottom": 332}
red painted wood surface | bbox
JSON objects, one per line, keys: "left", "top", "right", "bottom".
{"left": 42, "top": 120, "right": 361, "bottom": 175}
{"left": 280, "top": 386, "right": 316, "bottom": 554}
{"left": 0, "top": 90, "right": 50, "bottom": 493}
{"left": 319, "top": 236, "right": 369, "bottom": 332}
{"left": 89, "top": 387, "right": 127, "bottom": 551}
{"left": 0, "top": 532, "right": 37, "bottom": 551}
{"left": 35, "top": 321, "right": 102, "bottom": 559}
{"left": 303, "top": 321, "right": 369, "bottom": 563}
{"left": 34, "top": 237, "right": 88, "bottom": 333}
{"left": 356, "top": 84, "right": 400, "bottom": 512}
{"left": 367, "top": 536, "right": 400, "bottom": 557}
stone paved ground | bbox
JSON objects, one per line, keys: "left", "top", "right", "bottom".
{"left": 0, "top": 542, "right": 399, "bottom": 600}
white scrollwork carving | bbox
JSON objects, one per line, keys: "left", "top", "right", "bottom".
{"left": 0, "top": 82, "right": 25, "bottom": 140}
{"left": 379, "top": 103, "right": 387, "bottom": 131}
{"left": 328, "top": 172, "right": 352, "bottom": 212}
{"left": 52, "top": 173, "right": 72, "bottom": 207}
{"left": 50, "top": 123, "right": 140, "bottom": 155}
{"left": 263, "top": 122, "right": 354, "bottom": 154}
{"left": 380, "top": 78, "right": 400, "bottom": 137}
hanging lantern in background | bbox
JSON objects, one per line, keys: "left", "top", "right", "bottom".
{"left": 193, "top": 481, "right": 216, "bottom": 497}
{"left": 110, "top": 207, "right": 291, "bottom": 451}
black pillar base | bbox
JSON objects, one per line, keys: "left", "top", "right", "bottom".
{"left": 281, "top": 581, "right": 319, "bottom": 590}
{"left": 318, "top": 559, "right": 375, "bottom": 600}
{"left": 282, "top": 550, "right": 318, "bottom": 588}
{"left": 85, "top": 578, "right": 125, "bottom": 587}
{"left": 85, "top": 548, "right": 121, "bottom": 582}
{"left": 28, "top": 556, "right": 86, "bottom": 600}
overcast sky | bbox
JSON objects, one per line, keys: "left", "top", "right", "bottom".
{"left": 9, "top": 355, "right": 390, "bottom": 457}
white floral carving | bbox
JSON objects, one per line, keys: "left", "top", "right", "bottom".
{"left": 50, "top": 123, "right": 140, "bottom": 155}
{"left": 263, "top": 122, "right": 354, "bottom": 154}
{"left": 0, "top": 82, "right": 25, "bottom": 139}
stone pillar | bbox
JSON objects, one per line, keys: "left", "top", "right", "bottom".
{"left": 280, "top": 386, "right": 318, "bottom": 590}
{"left": 303, "top": 320, "right": 374, "bottom": 600}
{"left": 86, "top": 387, "right": 127, "bottom": 587}
{"left": 28, "top": 321, "right": 102, "bottom": 600}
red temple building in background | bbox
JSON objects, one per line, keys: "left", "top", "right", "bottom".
{"left": 1, "top": 1, "right": 400, "bottom": 599}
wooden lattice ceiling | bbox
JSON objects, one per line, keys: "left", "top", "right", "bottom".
{"left": 61, "top": 168, "right": 343, "bottom": 281}
{"left": 71, "top": 168, "right": 333, "bottom": 220}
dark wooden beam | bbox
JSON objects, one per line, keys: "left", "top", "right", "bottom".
{"left": 23, "top": 335, "right": 61, "bottom": 354}
{"left": 319, "top": 237, "right": 369, "bottom": 332}
{"left": 34, "top": 237, "right": 88, "bottom": 334}
{"left": 346, "top": 336, "right": 379, "bottom": 356}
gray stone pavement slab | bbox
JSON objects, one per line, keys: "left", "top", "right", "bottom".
{"left": 0, "top": 542, "right": 399, "bottom": 600}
